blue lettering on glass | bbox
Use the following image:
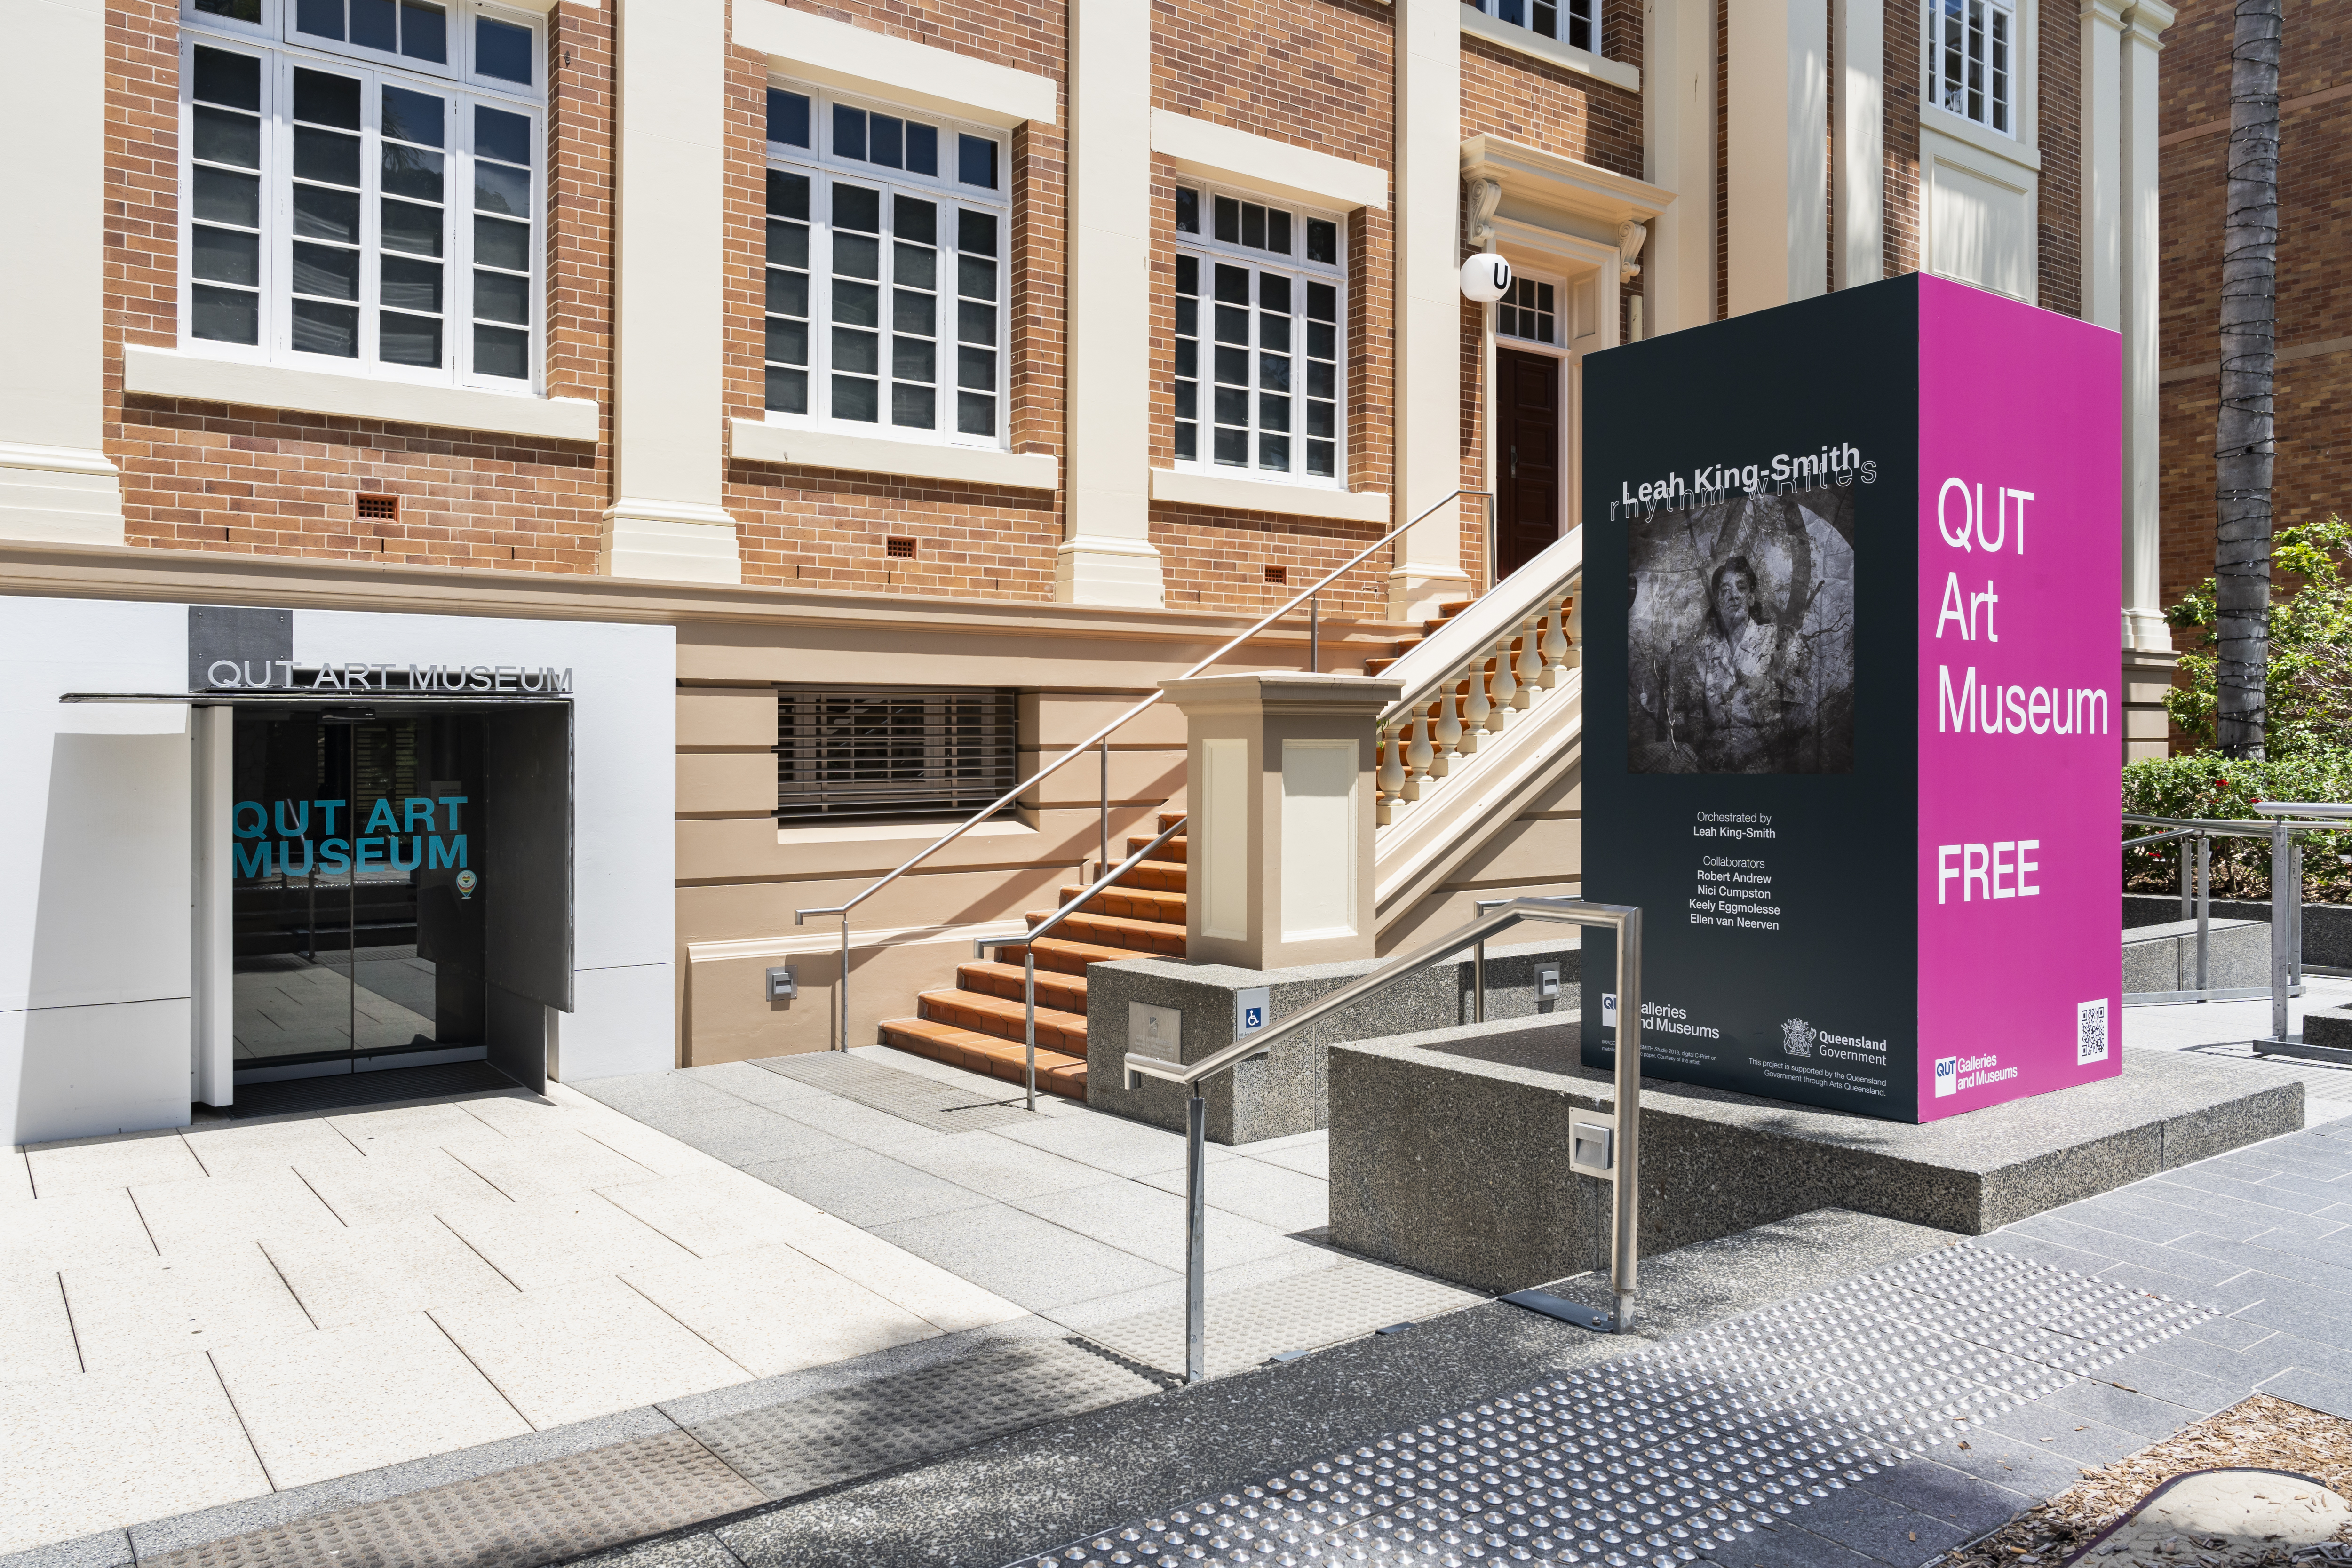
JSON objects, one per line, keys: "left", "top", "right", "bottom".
{"left": 234, "top": 801, "right": 267, "bottom": 839}
{"left": 362, "top": 798, "right": 400, "bottom": 834}
{"left": 428, "top": 834, "right": 468, "bottom": 869}
{"left": 403, "top": 797, "right": 436, "bottom": 831}
{"left": 390, "top": 835, "right": 423, "bottom": 872}
{"left": 320, "top": 839, "right": 350, "bottom": 873}
{"left": 273, "top": 799, "right": 309, "bottom": 836}
{"left": 234, "top": 840, "right": 272, "bottom": 877}
{"left": 314, "top": 798, "right": 344, "bottom": 834}
{"left": 279, "top": 836, "right": 315, "bottom": 876}
{"left": 356, "top": 837, "right": 386, "bottom": 871}
{"left": 439, "top": 795, "right": 468, "bottom": 830}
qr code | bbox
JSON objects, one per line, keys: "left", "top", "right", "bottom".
{"left": 2077, "top": 998, "right": 2110, "bottom": 1064}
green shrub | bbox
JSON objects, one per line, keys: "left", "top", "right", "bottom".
{"left": 2121, "top": 751, "right": 2352, "bottom": 903}
{"left": 2166, "top": 513, "right": 2352, "bottom": 757}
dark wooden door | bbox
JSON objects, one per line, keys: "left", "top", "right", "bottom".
{"left": 1496, "top": 348, "right": 1561, "bottom": 579}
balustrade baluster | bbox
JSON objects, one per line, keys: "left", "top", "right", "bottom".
{"left": 1539, "top": 604, "right": 1570, "bottom": 685}
{"left": 1403, "top": 708, "right": 1433, "bottom": 799}
{"left": 1430, "top": 687, "right": 1462, "bottom": 776}
{"left": 1455, "top": 674, "right": 1484, "bottom": 753}
{"left": 1486, "top": 632, "right": 1517, "bottom": 724}
{"left": 1513, "top": 617, "right": 1542, "bottom": 707}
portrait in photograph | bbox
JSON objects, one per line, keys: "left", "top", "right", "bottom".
{"left": 1627, "top": 487, "right": 1856, "bottom": 774}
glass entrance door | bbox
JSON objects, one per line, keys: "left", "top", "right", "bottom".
{"left": 231, "top": 712, "right": 486, "bottom": 1080}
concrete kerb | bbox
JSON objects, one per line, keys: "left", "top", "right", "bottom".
{"left": 2124, "top": 892, "right": 2352, "bottom": 968}
{"left": 1326, "top": 1018, "right": 2304, "bottom": 1296}
{"left": 1084, "top": 938, "right": 1580, "bottom": 1144}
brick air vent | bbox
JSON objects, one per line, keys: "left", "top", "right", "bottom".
{"left": 885, "top": 537, "right": 916, "bottom": 558}
{"left": 356, "top": 494, "right": 399, "bottom": 520}
{"left": 1263, "top": 565, "right": 1287, "bottom": 585}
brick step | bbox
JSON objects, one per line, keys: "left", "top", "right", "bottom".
{"left": 1437, "top": 599, "right": 1477, "bottom": 618}
{"left": 1025, "top": 907, "right": 1187, "bottom": 957}
{"left": 1059, "top": 883, "right": 1186, "bottom": 925}
{"left": 1127, "top": 833, "right": 1187, "bottom": 864}
{"left": 919, "top": 987, "right": 1088, "bottom": 1053}
{"left": 955, "top": 959, "right": 1089, "bottom": 1013}
{"left": 1156, "top": 810, "right": 1186, "bottom": 832}
{"left": 995, "top": 934, "right": 1137, "bottom": 976}
{"left": 877, "top": 1017, "right": 1085, "bottom": 1099}
{"left": 1111, "top": 857, "right": 1187, "bottom": 893}
{"left": 1364, "top": 656, "right": 1398, "bottom": 675}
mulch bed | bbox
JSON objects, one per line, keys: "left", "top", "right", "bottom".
{"left": 1929, "top": 1395, "right": 2352, "bottom": 1567}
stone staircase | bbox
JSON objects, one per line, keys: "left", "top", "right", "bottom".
{"left": 877, "top": 811, "right": 1189, "bottom": 1099}
{"left": 1362, "top": 598, "right": 1476, "bottom": 678}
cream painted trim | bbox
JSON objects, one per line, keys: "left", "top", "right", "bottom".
{"left": 776, "top": 817, "right": 1037, "bottom": 845}
{"left": 735, "top": 0, "right": 1057, "bottom": 130}
{"left": 1149, "top": 111, "right": 1388, "bottom": 212}
{"left": 1490, "top": 215, "right": 1620, "bottom": 270}
{"left": 687, "top": 918, "right": 1028, "bottom": 964}
{"left": 124, "top": 347, "right": 600, "bottom": 441}
{"left": 1151, "top": 469, "right": 1391, "bottom": 525}
{"left": 1459, "top": 137, "right": 1673, "bottom": 229}
{"left": 729, "top": 419, "right": 1059, "bottom": 491}
{"left": 499, "top": 0, "right": 579, "bottom": 13}
{"left": 1458, "top": 6, "right": 1641, "bottom": 92}
{"left": 1919, "top": 103, "right": 2043, "bottom": 175}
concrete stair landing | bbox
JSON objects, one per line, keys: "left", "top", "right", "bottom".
{"left": 879, "top": 812, "right": 1188, "bottom": 1098}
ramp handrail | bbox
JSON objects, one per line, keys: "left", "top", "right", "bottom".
{"left": 793, "top": 488, "right": 1489, "bottom": 1052}
{"left": 1125, "top": 896, "right": 1644, "bottom": 1383}
{"left": 972, "top": 813, "right": 1187, "bottom": 1111}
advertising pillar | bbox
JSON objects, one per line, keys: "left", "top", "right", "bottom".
{"left": 1579, "top": 274, "right": 2121, "bottom": 1122}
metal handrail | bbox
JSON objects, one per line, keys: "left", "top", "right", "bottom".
{"left": 973, "top": 813, "right": 1188, "bottom": 1111}
{"left": 795, "top": 487, "right": 1491, "bottom": 1051}
{"left": 1125, "top": 896, "right": 1645, "bottom": 1383}
{"left": 2122, "top": 807, "right": 2347, "bottom": 1035}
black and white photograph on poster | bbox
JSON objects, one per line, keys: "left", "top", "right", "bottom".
{"left": 1627, "top": 488, "right": 1857, "bottom": 774}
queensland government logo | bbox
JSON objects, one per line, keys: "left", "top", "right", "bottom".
{"left": 1780, "top": 1018, "right": 1818, "bottom": 1058}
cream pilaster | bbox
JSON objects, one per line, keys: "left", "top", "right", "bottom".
{"left": 2078, "top": 0, "right": 2126, "bottom": 331}
{"left": 2119, "top": 0, "right": 2173, "bottom": 652}
{"left": 0, "top": 0, "right": 124, "bottom": 545}
{"left": 1832, "top": 0, "right": 1883, "bottom": 289}
{"left": 1643, "top": 0, "right": 1715, "bottom": 332}
{"left": 1058, "top": 0, "right": 1164, "bottom": 607}
{"left": 1725, "top": 0, "right": 1828, "bottom": 314}
{"left": 603, "top": 0, "right": 741, "bottom": 583}
{"left": 1391, "top": 0, "right": 1472, "bottom": 619}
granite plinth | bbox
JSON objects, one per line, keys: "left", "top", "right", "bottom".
{"left": 2124, "top": 893, "right": 2352, "bottom": 968}
{"left": 2121, "top": 916, "right": 2270, "bottom": 992}
{"left": 1328, "top": 1019, "right": 2303, "bottom": 1296}
{"left": 2303, "top": 1007, "right": 2352, "bottom": 1051}
{"left": 1085, "top": 941, "right": 1579, "bottom": 1144}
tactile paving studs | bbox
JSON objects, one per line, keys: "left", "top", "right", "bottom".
{"left": 1006, "top": 1243, "right": 2222, "bottom": 1568}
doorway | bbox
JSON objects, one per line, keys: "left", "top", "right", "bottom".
{"left": 230, "top": 712, "right": 487, "bottom": 1083}
{"left": 1495, "top": 346, "right": 1562, "bottom": 580}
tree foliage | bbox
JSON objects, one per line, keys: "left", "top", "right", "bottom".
{"left": 2121, "top": 751, "right": 2352, "bottom": 903}
{"left": 2166, "top": 512, "right": 2352, "bottom": 758}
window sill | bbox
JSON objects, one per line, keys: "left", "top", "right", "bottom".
{"left": 123, "top": 348, "right": 599, "bottom": 443}
{"left": 1458, "top": 7, "right": 1641, "bottom": 94}
{"left": 1918, "top": 104, "right": 2042, "bottom": 174}
{"left": 729, "top": 419, "right": 1059, "bottom": 492}
{"left": 1152, "top": 468, "right": 1391, "bottom": 525}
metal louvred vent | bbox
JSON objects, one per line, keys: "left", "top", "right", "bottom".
{"left": 775, "top": 685, "right": 1019, "bottom": 824}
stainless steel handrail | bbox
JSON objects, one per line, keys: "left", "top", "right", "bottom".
{"left": 2122, "top": 807, "right": 2346, "bottom": 1036}
{"left": 794, "top": 487, "right": 1491, "bottom": 1051}
{"left": 973, "top": 813, "right": 1188, "bottom": 1111}
{"left": 1125, "top": 896, "right": 1644, "bottom": 1383}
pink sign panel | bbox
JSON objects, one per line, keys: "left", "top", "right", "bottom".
{"left": 1914, "top": 276, "right": 2122, "bottom": 1118}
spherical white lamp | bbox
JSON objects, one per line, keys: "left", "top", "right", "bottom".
{"left": 1459, "top": 252, "right": 1513, "bottom": 303}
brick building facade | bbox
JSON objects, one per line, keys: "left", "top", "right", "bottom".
{"left": 0, "top": 0, "right": 2169, "bottom": 1129}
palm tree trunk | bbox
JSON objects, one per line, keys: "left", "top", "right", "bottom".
{"left": 2213, "top": 0, "right": 2280, "bottom": 759}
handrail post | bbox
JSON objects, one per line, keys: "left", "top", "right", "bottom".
{"left": 1309, "top": 594, "right": 1319, "bottom": 674}
{"left": 1023, "top": 947, "right": 1038, "bottom": 1113}
{"left": 2196, "top": 834, "right": 2210, "bottom": 995}
{"left": 2271, "top": 820, "right": 2292, "bottom": 1042}
{"left": 1184, "top": 1089, "right": 1207, "bottom": 1384}
{"left": 1611, "top": 908, "right": 1643, "bottom": 1330}
{"left": 1099, "top": 737, "right": 1110, "bottom": 874}
{"left": 2178, "top": 836, "right": 2192, "bottom": 921}
{"left": 837, "top": 916, "right": 850, "bottom": 1051}
{"left": 1473, "top": 938, "right": 1486, "bottom": 1024}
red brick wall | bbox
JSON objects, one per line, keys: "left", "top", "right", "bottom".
{"left": 107, "top": 2, "right": 616, "bottom": 570}
{"left": 2035, "top": 1, "right": 2082, "bottom": 318}
{"left": 1144, "top": 0, "right": 1398, "bottom": 618}
{"left": 1883, "top": 0, "right": 1922, "bottom": 279}
{"left": 723, "top": 0, "right": 1068, "bottom": 597}
{"left": 2155, "top": 0, "right": 2352, "bottom": 609}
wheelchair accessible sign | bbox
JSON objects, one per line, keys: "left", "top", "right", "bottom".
{"left": 1236, "top": 987, "right": 1270, "bottom": 1038}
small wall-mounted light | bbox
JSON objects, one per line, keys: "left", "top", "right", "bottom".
{"left": 766, "top": 966, "right": 796, "bottom": 1002}
{"left": 1460, "top": 253, "right": 1513, "bottom": 304}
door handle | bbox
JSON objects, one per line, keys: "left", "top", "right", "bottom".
{"left": 1510, "top": 444, "right": 1518, "bottom": 479}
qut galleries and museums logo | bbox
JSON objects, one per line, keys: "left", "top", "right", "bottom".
{"left": 1780, "top": 1018, "right": 1818, "bottom": 1058}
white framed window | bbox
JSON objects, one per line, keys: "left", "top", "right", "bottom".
{"left": 761, "top": 83, "right": 1009, "bottom": 446}
{"left": 1495, "top": 276, "right": 1557, "bottom": 345}
{"left": 1926, "top": 0, "right": 2015, "bottom": 135}
{"left": 1171, "top": 183, "right": 1345, "bottom": 484}
{"left": 1468, "top": 0, "right": 1595, "bottom": 53}
{"left": 180, "top": 0, "right": 546, "bottom": 388}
